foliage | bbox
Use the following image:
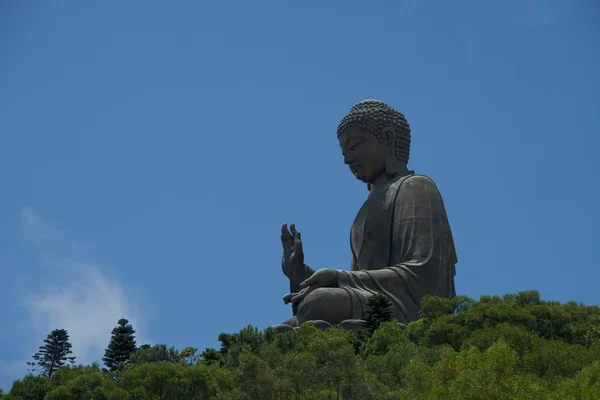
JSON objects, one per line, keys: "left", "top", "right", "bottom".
{"left": 26, "top": 329, "right": 76, "bottom": 378}
{"left": 128, "top": 344, "right": 183, "bottom": 364}
{"left": 5, "top": 291, "right": 600, "bottom": 399}
{"left": 103, "top": 318, "right": 137, "bottom": 372}
{"left": 363, "top": 293, "right": 395, "bottom": 335}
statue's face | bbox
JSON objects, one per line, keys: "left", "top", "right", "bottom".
{"left": 338, "top": 126, "right": 387, "bottom": 184}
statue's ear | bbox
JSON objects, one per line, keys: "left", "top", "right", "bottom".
{"left": 382, "top": 126, "right": 400, "bottom": 175}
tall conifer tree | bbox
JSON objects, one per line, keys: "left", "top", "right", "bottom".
{"left": 363, "top": 293, "right": 394, "bottom": 334}
{"left": 27, "top": 329, "right": 76, "bottom": 378}
{"left": 103, "top": 318, "right": 137, "bottom": 372}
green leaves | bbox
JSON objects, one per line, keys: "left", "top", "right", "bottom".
{"left": 28, "top": 329, "right": 76, "bottom": 378}
{"left": 7, "top": 291, "right": 600, "bottom": 399}
{"left": 363, "top": 293, "right": 395, "bottom": 334}
{"left": 103, "top": 319, "right": 137, "bottom": 373}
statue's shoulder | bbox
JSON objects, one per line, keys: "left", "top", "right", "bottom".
{"left": 390, "top": 173, "right": 438, "bottom": 191}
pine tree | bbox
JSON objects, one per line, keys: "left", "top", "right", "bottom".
{"left": 27, "top": 329, "right": 76, "bottom": 378}
{"left": 103, "top": 318, "right": 137, "bottom": 372}
{"left": 363, "top": 293, "right": 394, "bottom": 335}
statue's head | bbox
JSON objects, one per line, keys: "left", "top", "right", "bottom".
{"left": 337, "top": 100, "right": 411, "bottom": 185}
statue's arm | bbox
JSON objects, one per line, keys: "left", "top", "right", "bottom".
{"left": 290, "top": 264, "right": 315, "bottom": 315}
{"left": 350, "top": 232, "right": 359, "bottom": 271}
{"left": 290, "top": 264, "right": 315, "bottom": 290}
{"left": 351, "top": 257, "right": 358, "bottom": 271}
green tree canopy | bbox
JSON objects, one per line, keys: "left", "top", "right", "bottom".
{"left": 102, "top": 318, "right": 137, "bottom": 372}
{"left": 5, "top": 291, "right": 600, "bottom": 399}
{"left": 27, "top": 329, "right": 76, "bottom": 378}
{"left": 363, "top": 293, "right": 395, "bottom": 335}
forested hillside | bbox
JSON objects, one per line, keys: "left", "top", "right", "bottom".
{"left": 2, "top": 291, "right": 600, "bottom": 399}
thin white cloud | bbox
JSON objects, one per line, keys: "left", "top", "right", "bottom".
{"left": 20, "top": 206, "right": 38, "bottom": 228}
{"left": 18, "top": 206, "right": 147, "bottom": 365}
{"left": 19, "top": 205, "right": 88, "bottom": 256}
{"left": 26, "top": 262, "right": 145, "bottom": 363}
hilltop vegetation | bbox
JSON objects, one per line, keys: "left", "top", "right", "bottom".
{"left": 2, "top": 291, "right": 600, "bottom": 399}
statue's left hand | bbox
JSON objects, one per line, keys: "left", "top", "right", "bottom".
{"left": 282, "top": 268, "right": 337, "bottom": 306}
{"left": 281, "top": 223, "right": 306, "bottom": 285}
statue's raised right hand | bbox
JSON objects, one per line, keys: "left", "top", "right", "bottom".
{"left": 281, "top": 223, "right": 305, "bottom": 285}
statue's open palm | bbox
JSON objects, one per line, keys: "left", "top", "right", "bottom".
{"left": 281, "top": 223, "right": 305, "bottom": 285}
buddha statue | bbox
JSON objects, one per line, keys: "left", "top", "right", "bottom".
{"left": 276, "top": 100, "right": 457, "bottom": 331}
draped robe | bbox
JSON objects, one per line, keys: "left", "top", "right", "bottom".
{"left": 336, "top": 172, "right": 457, "bottom": 324}
{"left": 291, "top": 172, "right": 457, "bottom": 326}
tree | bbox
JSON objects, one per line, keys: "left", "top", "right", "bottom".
{"left": 419, "top": 294, "right": 457, "bottom": 319}
{"left": 180, "top": 347, "right": 199, "bottom": 364}
{"left": 7, "top": 291, "right": 600, "bottom": 398}
{"left": 128, "top": 344, "right": 182, "bottom": 364}
{"left": 44, "top": 364, "right": 116, "bottom": 400}
{"left": 27, "top": 329, "right": 75, "bottom": 378}
{"left": 103, "top": 318, "right": 137, "bottom": 372}
{"left": 200, "top": 348, "right": 220, "bottom": 365}
{"left": 5, "top": 374, "right": 53, "bottom": 400}
{"left": 363, "top": 293, "right": 394, "bottom": 335}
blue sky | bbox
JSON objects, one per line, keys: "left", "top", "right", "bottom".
{"left": 1, "top": 0, "right": 598, "bottom": 390}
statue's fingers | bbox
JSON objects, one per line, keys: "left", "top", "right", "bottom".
{"left": 290, "top": 293, "right": 305, "bottom": 305}
{"left": 290, "top": 224, "right": 298, "bottom": 237}
{"left": 299, "top": 275, "right": 314, "bottom": 290}
{"left": 291, "top": 286, "right": 314, "bottom": 305}
{"left": 294, "top": 232, "right": 303, "bottom": 253}
{"left": 283, "top": 292, "right": 296, "bottom": 304}
{"left": 281, "top": 224, "right": 293, "bottom": 248}
{"left": 281, "top": 233, "right": 291, "bottom": 250}
{"left": 281, "top": 223, "right": 289, "bottom": 238}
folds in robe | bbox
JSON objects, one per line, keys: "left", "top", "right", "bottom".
{"left": 336, "top": 173, "right": 457, "bottom": 324}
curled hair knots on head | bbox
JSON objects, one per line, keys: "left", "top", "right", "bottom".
{"left": 337, "top": 99, "right": 411, "bottom": 163}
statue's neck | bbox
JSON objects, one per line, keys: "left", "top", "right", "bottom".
{"left": 370, "top": 164, "right": 411, "bottom": 191}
